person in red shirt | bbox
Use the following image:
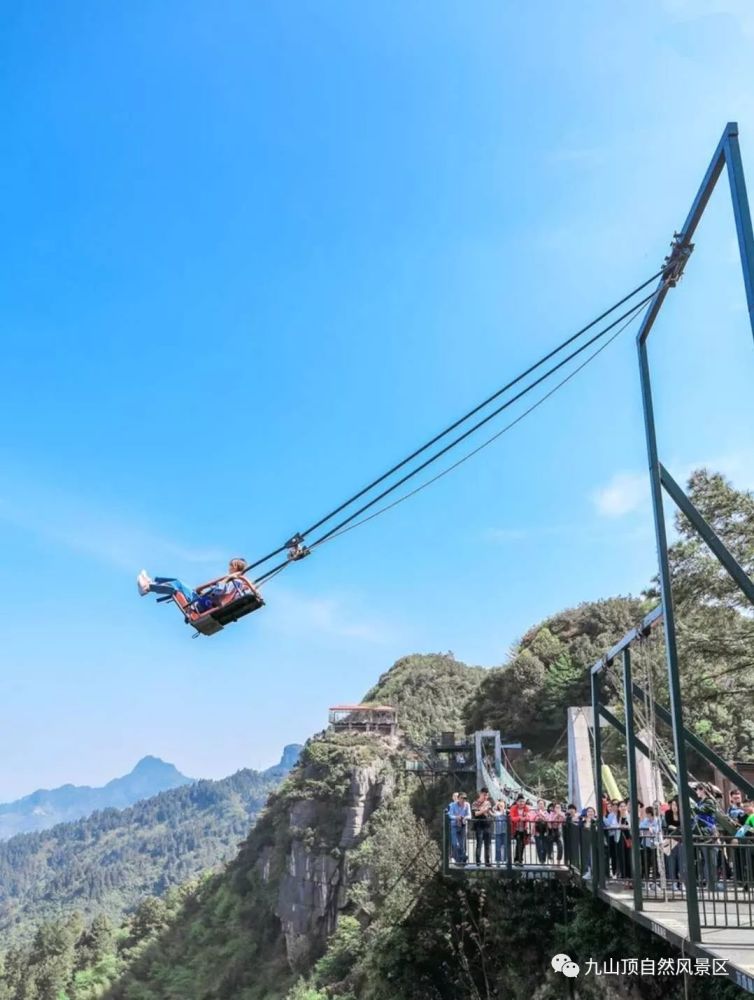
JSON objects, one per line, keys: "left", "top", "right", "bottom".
{"left": 509, "top": 794, "right": 532, "bottom": 864}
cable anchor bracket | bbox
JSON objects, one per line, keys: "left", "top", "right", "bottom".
{"left": 662, "top": 233, "right": 694, "bottom": 288}
{"left": 285, "top": 533, "right": 312, "bottom": 561}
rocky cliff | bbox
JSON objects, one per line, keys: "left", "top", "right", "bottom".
{"left": 101, "top": 654, "right": 466, "bottom": 1000}
{"left": 269, "top": 746, "right": 397, "bottom": 969}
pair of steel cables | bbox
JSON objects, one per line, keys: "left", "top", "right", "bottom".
{"left": 247, "top": 268, "right": 666, "bottom": 585}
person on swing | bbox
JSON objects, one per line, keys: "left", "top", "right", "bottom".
{"left": 137, "top": 558, "right": 261, "bottom": 611}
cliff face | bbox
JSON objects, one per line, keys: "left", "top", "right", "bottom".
{"left": 263, "top": 744, "right": 304, "bottom": 780}
{"left": 269, "top": 752, "right": 396, "bottom": 969}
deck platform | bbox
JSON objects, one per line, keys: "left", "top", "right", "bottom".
{"left": 448, "top": 861, "right": 571, "bottom": 881}
{"left": 600, "top": 883, "right": 754, "bottom": 994}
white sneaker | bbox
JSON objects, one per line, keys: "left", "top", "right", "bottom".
{"left": 137, "top": 570, "right": 152, "bottom": 596}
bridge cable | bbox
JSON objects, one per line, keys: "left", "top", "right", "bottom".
{"left": 253, "top": 290, "right": 655, "bottom": 584}
{"left": 245, "top": 270, "right": 664, "bottom": 575}
{"left": 300, "top": 292, "right": 656, "bottom": 551}
{"left": 607, "top": 644, "right": 677, "bottom": 790}
{"left": 307, "top": 295, "right": 652, "bottom": 552}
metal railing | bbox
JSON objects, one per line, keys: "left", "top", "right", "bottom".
{"left": 446, "top": 810, "right": 754, "bottom": 929}
{"left": 568, "top": 825, "right": 754, "bottom": 929}
{"left": 432, "top": 733, "right": 471, "bottom": 749}
{"left": 591, "top": 604, "right": 754, "bottom": 934}
{"left": 636, "top": 835, "right": 754, "bottom": 929}
{"left": 444, "top": 815, "right": 570, "bottom": 875}
{"left": 696, "top": 837, "right": 754, "bottom": 928}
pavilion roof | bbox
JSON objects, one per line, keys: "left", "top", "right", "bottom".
{"left": 328, "top": 703, "right": 396, "bottom": 712}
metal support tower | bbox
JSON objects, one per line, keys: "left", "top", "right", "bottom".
{"left": 634, "top": 121, "right": 754, "bottom": 942}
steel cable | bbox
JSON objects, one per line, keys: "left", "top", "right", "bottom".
{"left": 246, "top": 271, "right": 663, "bottom": 574}
{"left": 253, "top": 291, "right": 656, "bottom": 584}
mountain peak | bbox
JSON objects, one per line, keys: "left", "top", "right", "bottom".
{"left": 279, "top": 744, "right": 303, "bottom": 770}
{"left": 262, "top": 744, "right": 303, "bottom": 778}
{"left": 0, "top": 758, "right": 194, "bottom": 840}
{"left": 130, "top": 756, "right": 184, "bottom": 777}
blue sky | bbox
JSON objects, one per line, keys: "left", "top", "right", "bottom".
{"left": 2, "top": 0, "right": 754, "bottom": 800}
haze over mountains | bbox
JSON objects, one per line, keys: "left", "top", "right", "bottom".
{"left": 262, "top": 743, "right": 301, "bottom": 777}
{"left": 0, "top": 746, "right": 303, "bottom": 840}
{"left": 0, "top": 756, "right": 194, "bottom": 840}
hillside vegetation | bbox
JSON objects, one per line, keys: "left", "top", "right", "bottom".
{"left": 0, "top": 750, "right": 300, "bottom": 947}
{"left": 363, "top": 652, "right": 485, "bottom": 745}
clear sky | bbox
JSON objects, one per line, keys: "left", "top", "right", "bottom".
{"left": 2, "top": 0, "right": 754, "bottom": 800}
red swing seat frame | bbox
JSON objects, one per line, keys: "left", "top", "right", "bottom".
{"left": 172, "top": 576, "right": 265, "bottom": 636}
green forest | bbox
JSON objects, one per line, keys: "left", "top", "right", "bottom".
{"left": 0, "top": 768, "right": 287, "bottom": 948}
{"left": 1, "top": 469, "right": 753, "bottom": 1000}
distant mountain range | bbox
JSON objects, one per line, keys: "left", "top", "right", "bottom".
{"left": 0, "top": 744, "right": 303, "bottom": 945}
{"left": 0, "top": 746, "right": 303, "bottom": 840}
{"left": 0, "top": 756, "right": 194, "bottom": 840}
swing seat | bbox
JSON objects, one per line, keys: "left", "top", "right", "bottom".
{"left": 172, "top": 578, "right": 265, "bottom": 636}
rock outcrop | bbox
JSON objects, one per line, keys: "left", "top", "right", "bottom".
{"left": 270, "top": 746, "right": 395, "bottom": 970}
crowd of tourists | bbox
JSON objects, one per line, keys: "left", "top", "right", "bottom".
{"left": 446, "top": 789, "right": 579, "bottom": 868}
{"left": 446, "top": 783, "right": 754, "bottom": 886}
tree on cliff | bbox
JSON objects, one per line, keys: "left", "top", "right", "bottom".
{"left": 364, "top": 652, "right": 485, "bottom": 745}
{"left": 465, "top": 597, "right": 648, "bottom": 754}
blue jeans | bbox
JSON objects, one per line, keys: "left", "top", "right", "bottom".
{"left": 450, "top": 823, "right": 466, "bottom": 863}
{"left": 495, "top": 830, "right": 507, "bottom": 864}
{"left": 149, "top": 577, "right": 197, "bottom": 603}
